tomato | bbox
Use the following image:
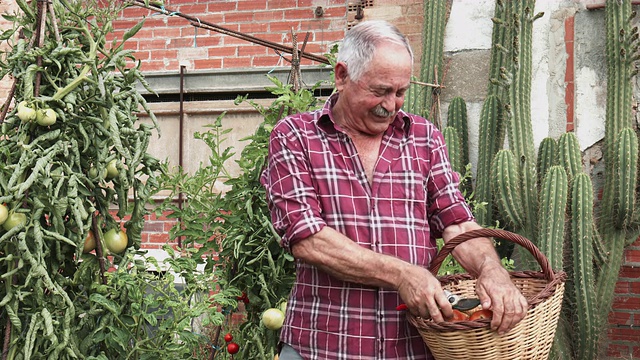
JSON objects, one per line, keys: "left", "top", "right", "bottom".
{"left": 223, "top": 333, "right": 233, "bottom": 343}
{"left": 35, "top": 108, "right": 57, "bottom": 126}
{"left": 2, "top": 212, "right": 27, "bottom": 231}
{"left": 226, "top": 342, "right": 239, "bottom": 354}
{"left": 0, "top": 204, "right": 8, "bottom": 226}
{"left": 17, "top": 101, "right": 36, "bottom": 122}
{"left": 106, "top": 159, "right": 119, "bottom": 179}
{"left": 262, "top": 308, "right": 285, "bottom": 330}
{"left": 450, "top": 309, "right": 469, "bottom": 322}
{"left": 469, "top": 309, "right": 493, "bottom": 321}
{"left": 83, "top": 231, "right": 96, "bottom": 253}
{"left": 104, "top": 228, "right": 128, "bottom": 254}
{"left": 88, "top": 166, "right": 107, "bottom": 180}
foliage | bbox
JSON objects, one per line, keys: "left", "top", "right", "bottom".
{"left": 156, "top": 75, "right": 325, "bottom": 359}
{"left": 0, "top": 0, "right": 232, "bottom": 358}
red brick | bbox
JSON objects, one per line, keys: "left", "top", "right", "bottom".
{"left": 208, "top": 46, "right": 237, "bottom": 57}
{"left": 194, "top": 58, "right": 223, "bottom": 70}
{"left": 224, "top": 11, "right": 255, "bottom": 23}
{"left": 625, "top": 247, "right": 640, "bottom": 263}
{"left": 148, "top": 232, "right": 171, "bottom": 244}
{"left": 267, "top": 0, "right": 298, "bottom": 9}
{"left": 612, "top": 296, "right": 640, "bottom": 311}
{"left": 254, "top": 10, "right": 285, "bottom": 22}
{"left": 270, "top": 20, "right": 303, "bottom": 33}
{"left": 239, "top": 22, "right": 270, "bottom": 34}
{"left": 223, "top": 57, "right": 252, "bottom": 68}
{"left": 619, "top": 266, "right": 640, "bottom": 278}
{"left": 209, "top": 2, "right": 237, "bottom": 12}
{"left": 140, "top": 39, "right": 167, "bottom": 50}
{"left": 176, "top": 4, "right": 207, "bottom": 14}
{"left": 237, "top": 0, "right": 267, "bottom": 11}
{"left": 238, "top": 45, "right": 268, "bottom": 57}
{"left": 192, "top": 36, "right": 224, "bottom": 47}
{"left": 608, "top": 326, "right": 640, "bottom": 342}
{"left": 252, "top": 55, "right": 285, "bottom": 67}
{"left": 143, "top": 221, "right": 165, "bottom": 232}
{"left": 153, "top": 27, "right": 183, "bottom": 38}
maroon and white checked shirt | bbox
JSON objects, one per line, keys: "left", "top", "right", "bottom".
{"left": 261, "top": 93, "right": 474, "bottom": 359}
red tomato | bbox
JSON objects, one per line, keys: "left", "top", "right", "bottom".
{"left": 227, "top": 342, "right": 239, "bottom": 354}
{"left": 223, "top": 333, "right": 233, "bottom": 343}
{"left": 450, "top": 309, "right": 469, "bottom": 322}
{"left": 469, "top": 309, "right": 493, "bottom": 321}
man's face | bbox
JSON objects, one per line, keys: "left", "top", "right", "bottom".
{"left": 335, "top": 41, "right": 412, "bottom": 136}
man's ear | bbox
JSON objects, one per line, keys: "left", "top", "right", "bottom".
{"left": 334, "top": 62, "right": 348, "bottom": 91}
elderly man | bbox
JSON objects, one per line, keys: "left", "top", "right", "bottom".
{"left": 261, "top": 20, "right": 527, "bottom": 359}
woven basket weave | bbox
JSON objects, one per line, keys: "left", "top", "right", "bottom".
{"left": 408, "top": 229, "right": 566, "bottom": 360}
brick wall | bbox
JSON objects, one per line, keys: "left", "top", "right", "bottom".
{"left": 110, "top": 0, "right": 350, "bottom": 72}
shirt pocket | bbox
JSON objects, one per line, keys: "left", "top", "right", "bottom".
{"left": 388, "top": 171, "right": 428, "bottom": 220}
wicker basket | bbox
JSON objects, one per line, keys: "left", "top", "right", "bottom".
{"left": 408, "top": 228, "right": 566, "bottom": 360}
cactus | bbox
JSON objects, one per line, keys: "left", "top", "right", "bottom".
{"left": 537, "top": 166, "right": 568, "bottom": 271}
{"left": 474, "top": 95, "right": 505, "bottom": 226}
{"left": 570, "top": 173, "right": 599, "bottom": 360}
{"left": 487, "top": 0, "right": 513, "bottom": 101}
{"left": 557, "top": 132, "right": 583, "bottom": 182}
{"left": 405, "top": 0, "right": 448, "bottom": 125}
{"left": 442, "top": 127, "right": 463, "bottom": 176}
{"left": 536, "top": 137, "right": 557, "bottom": 187}
{"left": 447, "top": 97, "right": 470, "bottom": 168}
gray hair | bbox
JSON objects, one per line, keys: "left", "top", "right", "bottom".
{"left": 337, "top": 20, "right": 414, "bottom": 81}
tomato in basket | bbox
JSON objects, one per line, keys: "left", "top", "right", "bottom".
{"left": 450, "top": 309, "right": 469, "bottom": 322}
{"left": 469, "top": 309, "right": 493, "bottom": 321}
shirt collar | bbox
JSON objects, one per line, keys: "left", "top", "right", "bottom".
{"left": 315, "top": 92, "right": 411, "bottom": 135}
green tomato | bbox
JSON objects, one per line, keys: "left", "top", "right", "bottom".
{"left": 88, "top": 166, "right": 107, "bottom": 180}
{"left": 36, "top": 108, "right": 57, "bottom": 126}
{"left": 17, "top": 101, "right": 36, "bottom": 122}
{"left": 104, "top": 228, "right": 128, "bottom": 254}
{"left": 106, "top": 160, "right": 119, "bottom": 179}
{"left": 279, "top": 301, "right": 287, "bottom": 314}
{"left": 0, "top": 204, "right": 8, "bottom": 226}
{"left": 2, "top": 212, "right": 27, "bottom": 231}
{"left": 262, "top": 308, "right": 285, "bottom": 330}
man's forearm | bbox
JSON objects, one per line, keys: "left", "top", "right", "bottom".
{"left": 442, "top": 221, "right": 505, "bottom": 277}
{"left": 291, "top": 226, "right": 410, "bottom": 290}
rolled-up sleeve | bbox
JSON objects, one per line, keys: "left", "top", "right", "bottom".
{"left": 426, "top": 128, "right": 474, "bottom": 238}
{"left": 260, "top": 118, "right": 326, "bottom": 251}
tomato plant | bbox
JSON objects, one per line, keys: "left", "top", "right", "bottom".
{"left": 0, "top": 0, "right": 167, "bottom": 358}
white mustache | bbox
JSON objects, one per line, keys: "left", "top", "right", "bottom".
{"left": 372, "top": 105, "right": 395, "bottom": 118}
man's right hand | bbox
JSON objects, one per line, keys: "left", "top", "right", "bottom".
{"left": 396, "top": 265, "right": 453, "bottom": 322}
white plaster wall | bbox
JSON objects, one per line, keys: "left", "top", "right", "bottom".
{"left": 443, "top": 0, "right": 601, "bottom": 156}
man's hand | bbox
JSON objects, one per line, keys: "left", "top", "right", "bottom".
{"left": 475, "top": 260, "right": 528, "bottom": 334}
{"left": 396, "top": 265, "right": 453, "bottom": 323}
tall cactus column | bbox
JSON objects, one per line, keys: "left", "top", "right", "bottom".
{"left": 595, "top": 0, "right": 640, "bottom": 346}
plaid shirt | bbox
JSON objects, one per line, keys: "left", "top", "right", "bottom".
{"left": 261, "top": 93, "right": 474, "bottom": 359}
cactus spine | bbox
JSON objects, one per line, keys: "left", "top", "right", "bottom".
{"left": 536, "top": 137, "right": 557, "bottom": 186}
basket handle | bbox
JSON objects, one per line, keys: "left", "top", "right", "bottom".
{"left": 428, "top": 228, "right": 555, "bottom": 282}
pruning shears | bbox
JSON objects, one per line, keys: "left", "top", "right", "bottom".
{"left": 396, "top": 290, "right": 480, "bottom": 312}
